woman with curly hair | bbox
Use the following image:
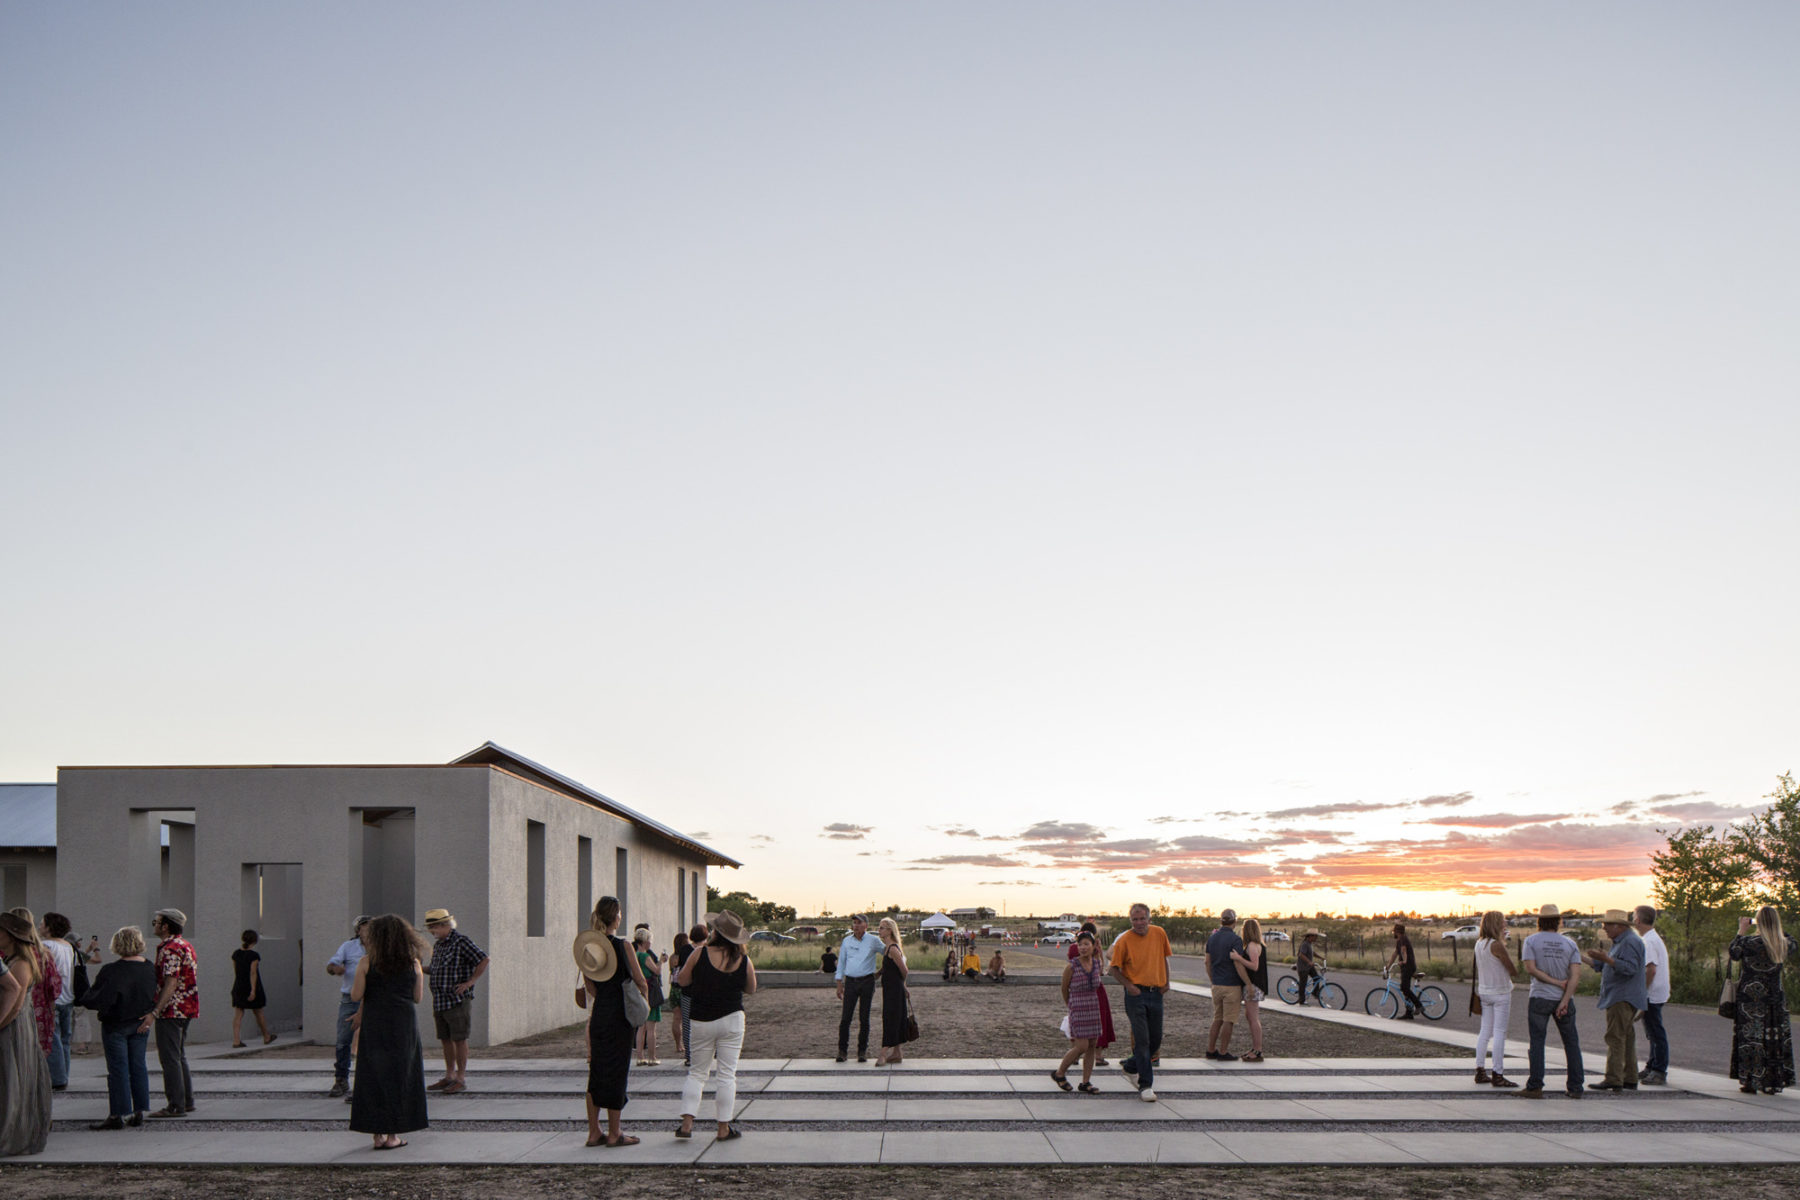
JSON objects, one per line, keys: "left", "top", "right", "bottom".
{"left": 348, "top": 915, "right": 430, "bottom": 1150}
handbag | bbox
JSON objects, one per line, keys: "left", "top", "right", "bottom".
{"left": 1719, "top": 960, "right": 1737, "bottom": 1020}
{"left": 1469, "top": 979, "right": 1482, "bottom": 1017}
{"left": 903, "top": 987, "right": 921, "bottom": 1043}
{"left": 623, "top": 978, "right": 651, "bottom": 1028}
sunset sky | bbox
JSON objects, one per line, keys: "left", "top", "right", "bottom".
{"left": 4, "top": 4, "right": 1796, "bottom": 919}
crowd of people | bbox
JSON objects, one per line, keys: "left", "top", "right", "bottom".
{"left": 0, "top": 896, "right": 1794, "bottom": 1157}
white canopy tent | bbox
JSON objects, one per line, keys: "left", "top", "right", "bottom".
{"left": 919, "top": 912, "right": 956, "bottom": 929}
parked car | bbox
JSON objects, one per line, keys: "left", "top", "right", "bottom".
{"left": 1041, "top": 931, "right": 1076, "bottom": 946}
{"left": 785, "top": 926, "right": 821, "bottom": 939}
{"left": 1263, "top": 930, "right": 1290, "bottom": 942}
{"left": 750, "top": 931, "right": 797, "bottom": 945}
{"left": 1440, "top": 924, "right": 1480, "bottom": 941}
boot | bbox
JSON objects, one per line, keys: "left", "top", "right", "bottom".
{"left": 1474, "top": 1068, "right": 1490, "bottom": 1085}
{"left": 1490, "top": 1073, "right": 1520, "bottom": 1089}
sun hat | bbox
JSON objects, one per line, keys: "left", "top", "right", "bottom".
{"left": 1601, "top": 908, "right": 1631, "bottom": 925}
{"left": 1302, "top": 929, "right": 1321, "bottom": 939}
{"left": 154, "top": 907, "right": 188, "bottom": 928}
{"left": 1538, "top": 904, "right": 1559, "bottom": 918}
{"left": 0, "top": 912, "right": 34, "bottom": 943}
{"left": 573, "top": 929, "right": 617, "bottom": 981}
{"left": 711, "top": 911, "right": 749, "bottom": 945}
{"left": 423, "top": 908, "right": 453, "bottom": 925}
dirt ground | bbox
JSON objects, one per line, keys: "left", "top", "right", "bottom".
{"left": 3, "top": 1165, "right": 1798, "bottom": 1200}
{"left": 235, "top": 979, "right": 1458, "bottom": 1062}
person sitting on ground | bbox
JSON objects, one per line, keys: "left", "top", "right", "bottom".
{"left": 962, "top": 948, "right": 981, "bottom": 979}
{"left": 986, "top": 949, "right": 1007, "bottom": 982}
{"left": 820, "top": 946, "right": 838, "bottom": 976}
{"left": 942, "top": 945, "right": 955, "bottom": 982}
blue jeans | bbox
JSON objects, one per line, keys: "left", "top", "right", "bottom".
{"left": 1526, "top": 996, "right": 1584, "bottom": 1093}
{"left": 102, "top": 1023, "right": 151, "bottom": 1117}
{"left": 50, "top": 1001, "right": 73, "bottom": 1087}
{"left": 334, "top": 994, "right": 359, "bottom": 1082}
{"left": 1642, "top": 1001, "right": 1668, "bottom": 1074}
{"left": 1121, "top": 986, "right": 1164, "bottom": 1091}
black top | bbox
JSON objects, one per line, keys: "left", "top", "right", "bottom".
{"left": 1395, "top": 936, "right": 1415, "bottom": 970}
{"left": 1245, "top": 942, "right": 1270, "bottom": 994}
{"left": 686, "top": 946, "right": 749, "bottom": 1023}
{"left": 77, "top": 960, "right": 158, "bottom": 1028}
{"left": 821, "top": 949, "right": 838, "bottom": 974}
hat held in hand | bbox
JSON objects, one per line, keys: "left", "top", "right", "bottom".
{"left": 573, "top": 929, "right": 616, "bottom": 981}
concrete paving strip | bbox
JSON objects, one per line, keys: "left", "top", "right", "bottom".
{"left": 696, "top": 1129, "right": 885, "bottom": 1164}
{"left": 1532, "top": 1129, "right": 1800, "bottom": 1163}
{"left": 735, "top": 1098, "right": 891, "bottom": 1122}
{"left": 1366, "top": 1131, "right": 1604, "bottom": 1164}
{"left": 1019, "top": 1096, "right": 1181, "bottom": 1122}
{"left": 883, "top": 1097, "right": 1035, "bottom": 1121}
{"left": 1212, "top": 1130, "right": 1423, "bottom": 1164}
{"left": 878, "top": 1131, "right": 1060, "bottom": 1163}
{"left": 762, "top": 1073, "right": 891, "bottom": 1092}
{"left": 1042, "top": 1130, "right": 1239, "bottom": 1163}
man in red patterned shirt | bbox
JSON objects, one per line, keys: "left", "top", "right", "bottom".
{"left": 141, "top": 908, "right": 199, "bottom": 1117}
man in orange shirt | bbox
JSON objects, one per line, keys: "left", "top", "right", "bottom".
{"left": 1108, "top": 902, "right": 1172, "bottom": 1103}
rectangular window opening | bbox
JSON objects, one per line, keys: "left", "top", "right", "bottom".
{"left": 526, "top": 820, "right": 546, "bottom": 938}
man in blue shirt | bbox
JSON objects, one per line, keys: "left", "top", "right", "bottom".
{"left": 1585, "top": 907, "right": 1646, "bottom": 1091}
{"left": 324, "top": 916, "right": 370, "bottom": 1099}
{"left": 833, "top": 915, "right": 882, "bottom": 1062}
{"left": 1204, "top": 910, "right": 1248, "bottom": 1061}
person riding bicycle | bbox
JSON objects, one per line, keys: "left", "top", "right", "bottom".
{"left": 1295, "top": 931, "right": 1325, "bottom": 1005}
{"left": 1385, "top": 923, "right": 1422, "bottom": 1019}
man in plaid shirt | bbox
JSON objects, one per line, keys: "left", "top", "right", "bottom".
{"left": 423, "top": 907, "right": 488, "bottom": 1094}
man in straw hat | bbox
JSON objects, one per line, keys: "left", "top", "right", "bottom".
{"left": 1515, "top": 904, "right": 1584, "bottom": 1099}
{"left": 422, "top": 907, "right": 488, "bottom": 1095}
{"left": 1295, "top": 930, "right": 1324, "bottom": 1005}
{"left": 1584, "top": 907, "right": 1646, "bottom": 1091}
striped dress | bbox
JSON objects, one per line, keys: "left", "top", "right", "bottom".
{"left": 1066, "top": 958, "right": 1105, "bottom": 1039}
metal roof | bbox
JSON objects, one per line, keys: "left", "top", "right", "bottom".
{"left": 0, "top": 784, "right": 57, "bottom": 848}
{"left": 450, "top": 742, "right": 740, "bottom": 869}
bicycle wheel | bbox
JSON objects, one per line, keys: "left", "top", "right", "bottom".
{"left": 1417, "top": 985, "right": 1449, "bottom": 1021}
{"left": 1275, "top": 976, "right": 1300, "bottom": 1005}
{"left": 1317, "top": 982, "right": 1348, "bottom": 1010}
{"left": 1364, "top": 987, "right": 1398, "bottom": 1018}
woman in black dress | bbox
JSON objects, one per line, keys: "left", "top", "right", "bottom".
{"left": 874, "top": 917, "right": 909, "bottom": 1065}
{"left": 1730, "top": 906, "right": 1797, "bottom": 1095}
{"left": 231, "top": 930, "right": 274, "bottom": 1047}
{"left": 348, "top": 915, "right": 429, "bottom": 1150}
{"left": 575, "top": 895, "right": 648, "bottom": 1147}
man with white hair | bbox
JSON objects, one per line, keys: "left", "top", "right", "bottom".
{"left": 423, "top": 907, "right": 489, "bottom": 1095}
{"left": 1108, "top": 902, "right": 1172, "bottom": 1102}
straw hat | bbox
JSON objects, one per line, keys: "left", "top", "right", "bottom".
{"left": 573, "top": 929, "right": 616, "bottom": 981}
{"left": 154, "top": 907, "right": 188, "bottom": 928}
{"left": 1601, "top": 908, "right": 1631, "bottom": 925}
{"left": 1538, "top": 904, "right": 1559, "bottom": 918}
{"left": 423, "top": 908, "right": 453, "bottom": 926}
{"left": 711, "top": 911, "right": 749, "bottom": 945}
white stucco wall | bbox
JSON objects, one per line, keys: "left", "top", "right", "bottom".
{"left": 0, "top": 850, "right": 56, "bottom": 918}
{"left": 56, "top": 762, "right": 718, "bottom": 1048}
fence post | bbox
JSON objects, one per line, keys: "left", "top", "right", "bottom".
{"left": 1450, "top": 937, "right": 1457, "bottom": 966}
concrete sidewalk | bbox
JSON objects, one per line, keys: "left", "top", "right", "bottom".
{"left": 34, "top": 1042, "right": 1800, "bottom": 1167}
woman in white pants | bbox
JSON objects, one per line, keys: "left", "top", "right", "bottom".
{"left": 673, "top": 911, "right": 757, "bottom": 1142}
{"left": 1473, "top": 910, "right": 1519, "bottom": 1088}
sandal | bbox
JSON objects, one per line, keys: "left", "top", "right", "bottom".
{"left": 674, "top": 1125, "right": 693, "bottom": 1139}
{"left": 717, "top": 1126, "right": 743, "bottom": 1141}
{"left": 604, "top": 1134, "right": 640, "bottom": 1147}
{"left": 1241, "top": 1051, "right": 1265, "bottom": 1063}
{"left": 1051, "top": 1071, "right": 1073, "bottom": 1091}
{"left": 1077, "top": 1082, "right": 1101, "bottom": 1094}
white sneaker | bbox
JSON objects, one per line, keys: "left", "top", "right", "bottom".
{"left": 1139, "top": 1088, "right": 1157, "bottom": 1103}
{"left": 1121, "top": 1064, "right": 1139, "bottom": 1087}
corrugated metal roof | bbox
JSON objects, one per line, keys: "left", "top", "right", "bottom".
{"left": 451, "top": 742, "right": 740, "bottom": 869}
{"left": 0, "top": 784, "right": 57, "bottom": 848}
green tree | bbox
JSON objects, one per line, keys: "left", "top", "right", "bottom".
{"left": 1731, "top": 773, "right": 1800, "bottom": 914}
{"left": 1650, "top": 825, "right": 1752, "bottom": 965}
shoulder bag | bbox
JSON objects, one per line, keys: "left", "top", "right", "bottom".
{"left": 623, "top": 976, "right": 651, "bottom": 1028}
{"left": 903, "top": 987, "right": 921, "bottom": 1043}
{"left": 1718, "top": 958, "right": 1737, "bottom": 1020}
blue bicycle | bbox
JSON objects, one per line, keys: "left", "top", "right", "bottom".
{"left": 1364, "top": 966, "right": 1448, "bottom": 1020}
{"left": 1275, "top": 964, "right": 1347, "bottom": 1009}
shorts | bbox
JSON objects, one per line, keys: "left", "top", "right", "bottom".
{"left": 1248, "top": 985, "right": 1265, "bottom": 1004}
{"left": 433, "top": 1002, "right": 472, "bottom": 1042}
{"left": 1211, "top": 985, "right": 1244, "bottom": 1023}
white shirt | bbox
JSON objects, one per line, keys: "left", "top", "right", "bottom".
{"left": 1474, "top": 937, "right": 1514, "bottom": 998}
{"left": 1641, "top": 927, "right": 1670, "bottom": 1004}
{"left": 43, "top": 936, "right": 76, "bottom": 1006}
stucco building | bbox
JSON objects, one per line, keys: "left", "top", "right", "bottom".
{"left": 54, "top": 742, "right": 736, "bottom": 1047}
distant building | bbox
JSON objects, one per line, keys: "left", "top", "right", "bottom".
{"left": 52, "top": 742, "right": 737, "bottom": 1048}
{"left": 0, "top": 783, "right": 57, "bottom": 913}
